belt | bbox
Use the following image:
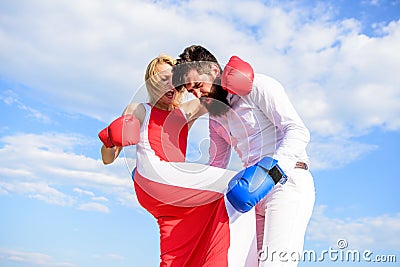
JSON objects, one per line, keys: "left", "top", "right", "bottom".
{"left": 295, "top": 162, "right": 308, "bottom": 170}
{"left": 267, "top": 165, "right": 286, "bottom": 184}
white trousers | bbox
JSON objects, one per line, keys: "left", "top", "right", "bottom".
{"left": 255, "top": 168, "right": 315, "bottom": 267}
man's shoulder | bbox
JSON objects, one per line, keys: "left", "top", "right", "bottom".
{"left": 252, "top": 73, "right": 284, "bottom": 94}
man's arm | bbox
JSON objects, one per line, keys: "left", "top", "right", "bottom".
{"left": 252, "top": 75, "right": 310, "bottom": 174}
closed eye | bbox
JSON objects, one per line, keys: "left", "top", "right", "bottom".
{"left": 193, "top": 82, "right": 202, "bottom": 89}
{"left": 160, "top": 75, "right": 170, "bottom": 82}
{"left": 186, "top": 82, "right": 201, "bottom": 93}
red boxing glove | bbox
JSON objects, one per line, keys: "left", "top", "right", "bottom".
{"left": 221, "top": 56, "right": 254, "bottom": 96}
{"left": 98, "top": 114, "right": 140, "bottom": 148}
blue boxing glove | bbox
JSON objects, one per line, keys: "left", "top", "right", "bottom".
{"left": 226, "top": 157, "right": 287, "bottom": 213}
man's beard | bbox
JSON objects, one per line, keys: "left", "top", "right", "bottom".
{"left": 200, "top": 85, "right": 230, "bottom": 116}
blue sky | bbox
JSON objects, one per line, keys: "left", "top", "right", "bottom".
{"left": 1, "top": 0, "right": 399, "bottom": 266}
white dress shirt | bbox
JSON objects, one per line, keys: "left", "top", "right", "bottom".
{"left": 209, "top": 73, "right": 310, "bottom": 175}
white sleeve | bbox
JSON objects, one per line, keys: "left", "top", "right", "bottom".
{"left": 251, "top": 75, "right": 310, "bottom": 174}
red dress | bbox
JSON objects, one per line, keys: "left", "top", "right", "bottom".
{"left": 133, "top": 105, "right": 230, "bottom": 266}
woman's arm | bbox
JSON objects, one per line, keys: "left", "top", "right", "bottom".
{"left": 181, "top": 98, "right": 208, "bottom": 129}
{"left": 100, "top": 102, "right": 145, "bottom": 165}
{"left": 101, "top": 145, "right": 123, "bottom": 165}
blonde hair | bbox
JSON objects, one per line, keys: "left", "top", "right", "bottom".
{"left": 145, "top": 54, "right": 186, "bottom": 107}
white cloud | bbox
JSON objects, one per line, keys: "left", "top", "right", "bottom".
{"left": 0, "top": 90, "right": 52, "bottom": 123}
{"left": 73, "top": 187, "right": 109, "bottom": 202}
{"left": 78, "top": 202, "right": 110, "bottom": 213}
{"left": 307, "top": 138, "right": 378, "bottom": 170}
{"left": 0, "top": 132, "right": 138, "bottom": 211}
{"left": 307, "top": 205, "right": 400, "bottom": 250}
{"left": 92, "top": 253, "right": 125, "bottom": 261}
{"left": 73, "top": 187, "right": 95, "bottom": 197}
{"left": 0, "top": 248, "right": 76, "bottom": 267}
{"left": 362, "top": 0, "right": 381, "bottom": 6}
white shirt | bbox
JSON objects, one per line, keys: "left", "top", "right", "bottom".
{"left": 209, "top": 73, "right": 310, "bottom": 175}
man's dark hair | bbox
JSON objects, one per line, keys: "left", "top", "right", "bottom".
{"left": 172, "top": 45, "right": 223, "bottom": 91}
{"left": 178, "top": 45, "right": 221, "bottom": 66}
{"left": 172, "top": 45, "right": 229, "bottom": 116}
